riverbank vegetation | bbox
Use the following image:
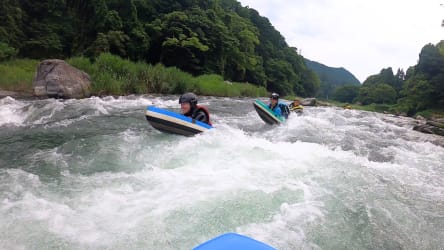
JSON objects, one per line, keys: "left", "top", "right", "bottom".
{"left": 0, "top": 0, "right": 319, "bottom": 97}
{"left": 0, "top": 53, "right": 267, "bottom": 97}
{"left": 326, "top": 100, "right": 444, "bottom": 120}
{"left": 0, "top": 59, "right": 38, "bottom": 92}
{"left": 1, "top": 0, "right": 442, "bottom": 117}
{"left": 329, "top": 41, "right": 444, "bottom": 117}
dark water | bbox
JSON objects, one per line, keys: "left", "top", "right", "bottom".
{"left": 0, "top": 95, "right": 443, "bottom": 249}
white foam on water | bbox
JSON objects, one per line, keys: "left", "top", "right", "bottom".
{"left": 0, "top": 126, "right": 347, "bottom": 248}
{"left": 0, "top": 95, "right": 168, "bottom": 128}
{"left": 0, "top": 97, "right": 27, "bottom": 126}
{"left": 238, "top": 201, "right": 324, "bottom": 250}
{"left": 1, "top": 97, "right": 443, "bottom": 249}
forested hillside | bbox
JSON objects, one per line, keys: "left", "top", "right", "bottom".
{"left": 304, "top": 58, "right": 360, "bottom": 99}
{"left": 0, "top": 0, "right": 320, "bottom": 97}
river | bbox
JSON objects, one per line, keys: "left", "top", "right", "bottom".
{"left": 0, "top": 95, "right": 443, "bottom": 249}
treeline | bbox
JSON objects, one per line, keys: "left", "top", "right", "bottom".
{"left": 332, "top": 41, "right": 444, "bottom": 115}
{"left": 304, "top": 58, "right": 360, "bottom": 99}
{"left": 0, "top": 0, "right": 319, "bottom": 97}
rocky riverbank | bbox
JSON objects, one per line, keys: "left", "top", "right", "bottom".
{"left": 413, "top": 118, "right": 444, "bottom": 137}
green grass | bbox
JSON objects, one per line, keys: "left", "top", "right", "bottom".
{"left": 0, "top": 59, "right": 39, "bottom": 91}
{"left": 194, "top": 74, "right": 267, "bottom": 97}
{"left": 67, "top": 54, "right": 268, "bottom": 97}
{"left": 0, "top": 53, "right": 268, "bottom": 98}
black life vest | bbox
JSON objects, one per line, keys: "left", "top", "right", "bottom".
{"left": 193, "top": 105, "right": 212, "bottom": 126}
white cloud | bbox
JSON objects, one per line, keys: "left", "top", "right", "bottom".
{"left": 239, "top": 0, "right": 443, "bottom": 82}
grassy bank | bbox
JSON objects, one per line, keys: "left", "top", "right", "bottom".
{"left": 0, "top": 53, "right": 267, "bottom": 97}
{"left": 0, "top": 59, "right": 39, "bottom": 92}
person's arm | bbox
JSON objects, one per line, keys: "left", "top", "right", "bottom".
{"left": 194, "top": 110, "right": 208, "bottom": 123}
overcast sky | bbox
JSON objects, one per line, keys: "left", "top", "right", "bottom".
{"left": 238, "top": 0, "right": 443, "bottom": 82}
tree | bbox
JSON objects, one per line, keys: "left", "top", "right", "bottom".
{"left": 393, "top": 68, "right": 405, "bottom": 92}
{"left": 265, "top": 59, "right": 294, "bottom": 96}
{"left": 0, "top": 0, "right": 24, "bottom": 48}
{"left": 373, "top": 84, "right": 397, "bottom": 104}
{"left": 333, "top": 85, "right": 360, "bottom": 103}
{"left": 357, "top": 83, "right": 396, "bottom": 105}
{"left": 157, "top": 10, "right": 210, "bottom": 73}
{"left": 400, "top": 76, "right": 434, "bottom": 113}
{"left": 300, "top": 69, "right": 320, "bottom": 97}
{"left": 417, "top": 43, "right": 444, "bottom": 106}
{"left": 19, "top": 0, "right": 72, "bottom": 58}
{"left": 417, "top": 44, "right": 444, "bottom": 77}
{"left": 2, "top": 0, "right": 317, "bottom": 95}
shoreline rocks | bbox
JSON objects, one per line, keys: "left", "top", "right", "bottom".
{"left": 413, "top": 118, "right": 444, "bottom": 137}
{"left": 301, "top": 98, "right": 317, "bottom": 106}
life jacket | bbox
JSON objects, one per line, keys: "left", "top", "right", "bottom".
{"left": 290, "top": 104, "right": 303, "bottom": 111}
{"left": 192, "top": 105, "right": 212, "bottom": 126}
{"left": 270, "top": 103, "right": 290, "bottom": 119}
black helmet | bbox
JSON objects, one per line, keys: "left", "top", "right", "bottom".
{"left": 179, "top": 92, "right": 198, "bottom": 106}
{"left": 270, "top": 93, "right": 279, "bottom": 100}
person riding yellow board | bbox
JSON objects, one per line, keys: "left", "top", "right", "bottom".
{"left": 343, "top": 103, "right": 352, "bottom": 109}
{"left": 289, "top": 99, "right": 303, "bottom": 114}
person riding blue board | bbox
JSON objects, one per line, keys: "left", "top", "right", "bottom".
{"left": 179, "top": 92, "right": 212, "bottom": 125}
{"left": 268, "top": 93, "right": 290, "bottom": 119}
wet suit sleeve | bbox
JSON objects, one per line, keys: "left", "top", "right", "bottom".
{"left": 193, "top": 110, "right": 208, "bottom": 124}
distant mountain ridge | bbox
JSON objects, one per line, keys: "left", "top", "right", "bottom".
{"left": 304, "top": 58, "right": 360, "bottom": 98}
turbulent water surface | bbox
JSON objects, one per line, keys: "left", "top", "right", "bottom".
{"left": 0, "top": 95, "right": 443, "bottom": 249}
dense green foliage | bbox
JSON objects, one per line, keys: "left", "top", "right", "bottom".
{"left": 0, "top": 42, "right": 18, "bottom": 61}
{"left": 358, "top": 83, "right": 397, "bottom": 105}
{"left": 356, "top": 67, "right": 404, "bottom": 105}
{"left": 304, "top": 58, "right": 360, "bottom": 99}
{"left": 332, "top": 85, "right": 360, "bottom": 103}
{"left": 0, "top": 53, "right": 267, "bottom": 97}
{"left": 0, "top": 0, "right": 319, "bottom": 97}
{"left": 348, "top": 41, "right": 444, "bottom": 115}
{"left": 398, "top": 42, "right": 444, "bottom": 114}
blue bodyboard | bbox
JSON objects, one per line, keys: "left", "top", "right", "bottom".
{"left": 145, "top": 106, "right": 212, "bottom": 136}
{"left": 193, "top": 233, "right": 276, "bottom": 250}
{"left": 146, "top": 106, "right": 212, "bottom": 129}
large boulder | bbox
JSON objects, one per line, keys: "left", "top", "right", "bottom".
{"left": 302, "top": 98, "right": 317, "bottom": 106}
{"left": 33, "top": 59, "right": 91, "bottom": 98}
